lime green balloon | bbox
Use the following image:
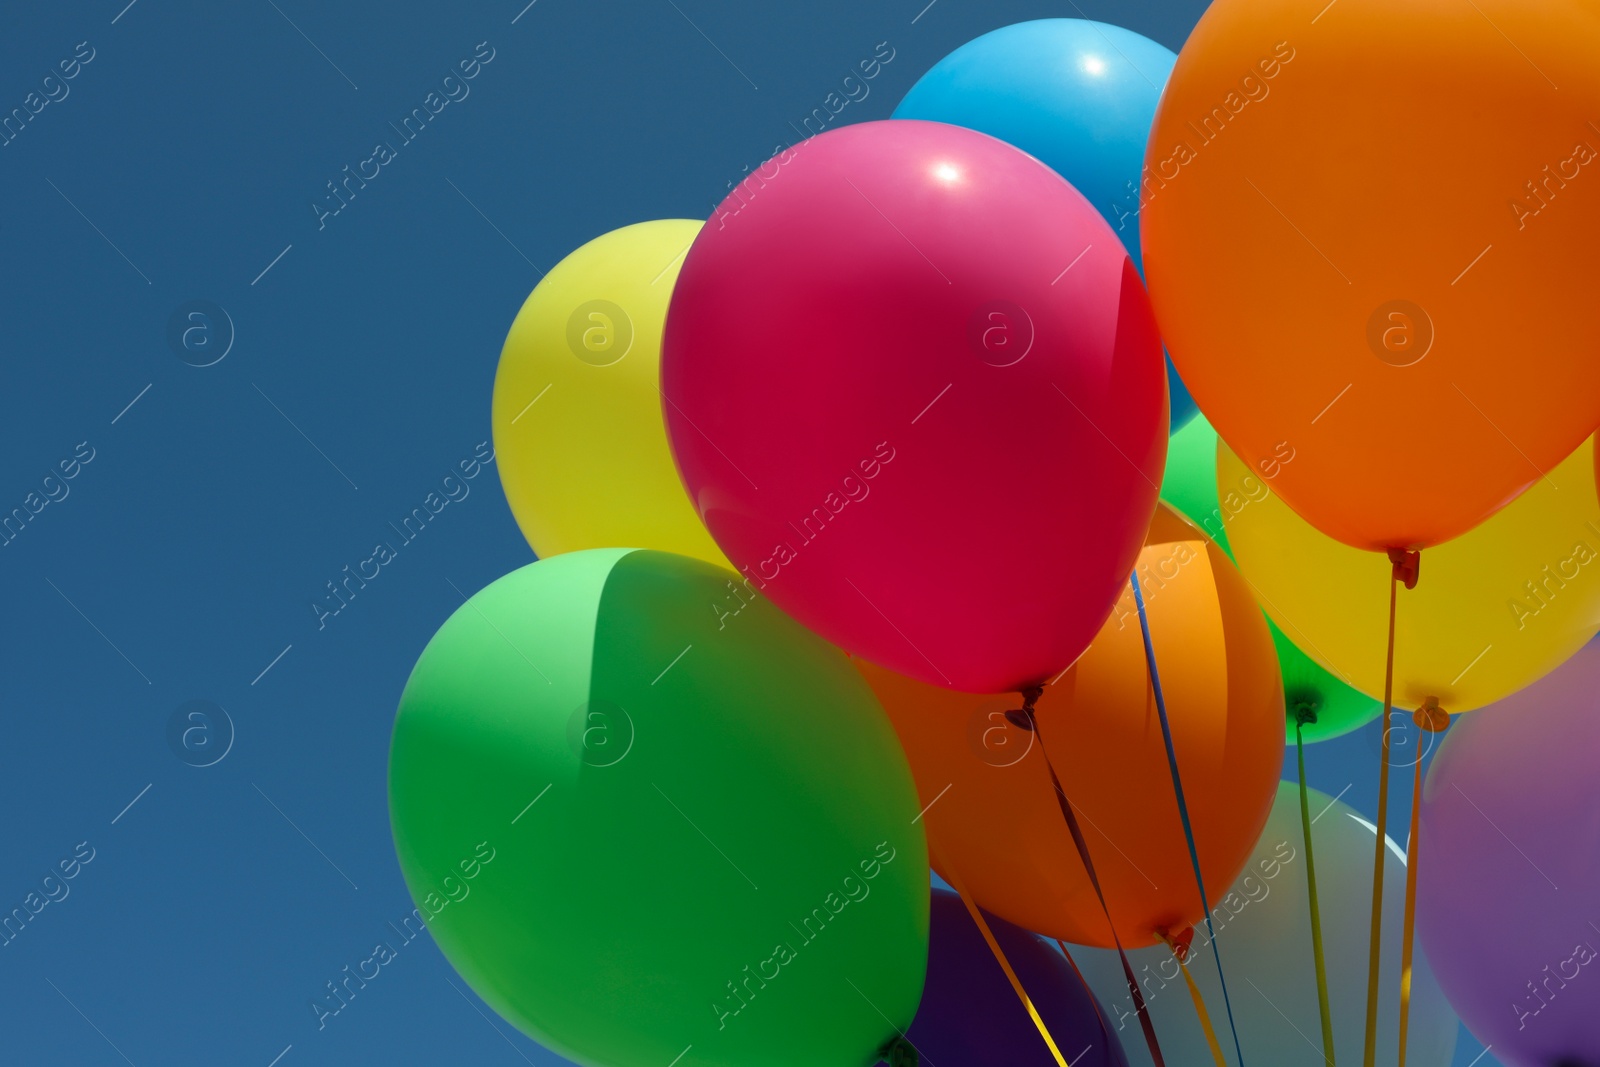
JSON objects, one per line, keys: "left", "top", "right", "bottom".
{"left": 1160, "top": 416, "right": 1380, "bottom": 744}
{"left": 389, "top": 548, "right": 928, "bottom": 1067}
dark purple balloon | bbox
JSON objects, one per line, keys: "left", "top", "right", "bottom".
{"left": 903, "top": 889, "right": 1129, "bottom": 1066}
{"left": 1417, "top": 640, "right": 1600, "bottom": 1067}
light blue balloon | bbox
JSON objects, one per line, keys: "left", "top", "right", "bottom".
{"left": 1072, "top": 783, "right": 1458, "bottom": 1067}
{"left": 894, "top": 18, "right": 1197, "bottom": 431}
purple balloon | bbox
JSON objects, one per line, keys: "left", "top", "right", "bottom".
{"left": 1418, "top": 641, "right": 1600, "bottom": 1067}
{"left": 905, "top": 889, "right": 1129, "bottom": 1066}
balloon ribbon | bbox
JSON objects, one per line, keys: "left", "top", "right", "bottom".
{"left": 1160, "top": 930, "right": 1228, "bottom": 1067}
{"left": 935, "top": 844, "right": 1071, "bottom": 1067}
{"left": 1055, "top": 937, "right": 1116, "bottom": 1054}
{"left": 1364, "top": 548, "right": 1419, "bottom": 1067}
{"left": 1130, "top": 571, "right": 1246, "bottom": 1067}
{"left": 1295, "top": 709, "right": 1336, "bottom": 1067}
{"left": 1018, "top": 694, "right": 1169, "bottom": 1067}
{"left": 1398, "top": 700, "right": 1449, "bottom": 1067}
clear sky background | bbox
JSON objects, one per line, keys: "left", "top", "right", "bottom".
{"left": 0, "top": 0, "right": 1495, "bottom": 1064}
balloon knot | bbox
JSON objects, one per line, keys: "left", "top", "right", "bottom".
{"left": 879, "top": 1036, "right": 918, "bottom": 1067}
{"left": 1289, "top": 694, "right": 1321, "bottom": 727}
{"left": 1387, "top": 547, "right": 1421, "bottom": 589}
{"left": 1412, "top": 696, "right": 1450, "bottom": 733}
{"left": 1159, "top": 926, "right": 1196, "bottom": 963}
{"left": 1004, "top": 685, "right": 1045, "bottom": 731}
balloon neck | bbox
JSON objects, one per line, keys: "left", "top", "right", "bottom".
{"left": 879, "top": 1036, "right": 918, "bottom": 1067}
{"left": 1412, "top": 696, "right": 1450, "bottom": 732}
{"left": 1387, "top": 546, "right": 1422, "bottom": 589}
{"left": 1158, "top": 926, "right": 1196, "bottom": 963}
{"left": 1003, "top": 685, "right": 1046, "bottom": 731}
{"left": 1288, "top": 690, "right": 1322, "bottom": 727}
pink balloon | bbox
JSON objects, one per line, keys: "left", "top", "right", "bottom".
{"left": 662, "top": 119, "right": 1167, "bottom": 693}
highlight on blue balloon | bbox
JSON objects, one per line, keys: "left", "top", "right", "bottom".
{"left": 895, "top": 18, "right": 1198, "bottom": 433}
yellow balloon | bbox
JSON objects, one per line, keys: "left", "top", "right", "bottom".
{"left": 1220, "top": 437, "right": 1600, "bottom": 713}
{"left": 492, "top": 220, "right": 727, "bottom": 566}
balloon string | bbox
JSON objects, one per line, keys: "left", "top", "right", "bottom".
{"left": 1161, "top": 933, "right": 1228, "bottom": 1067}
{"left": 1130, "top": 571, "right": 1246, "bottom": 1067}
{"left": 1361, "top": 571, "right": 1397, "bottom": 1067}
{"left": 1364, "top": 548, "right": 1416, "bottom": 1067}
{"left": 1025, "top": 702, "right": 1169, "bottom": 1067}
{"left": 1296, "top": 714, "right": 1337, "bottom": 1067}
{"left": 937, "top": 845, "right": 1071, "bottom": 1067}
{"left": 1397, "top": 746, "right": 1423, "bottom": 1067}
{"left": 1398, "top": 700, "right": 1447, "bottom": 1067}
{"left": 1055, "top": 937, "right": 1116, "bottom": 1054}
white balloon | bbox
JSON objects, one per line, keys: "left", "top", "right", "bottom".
{"left": 1073, "top": 781, "right": 1457, "bottom": 1067}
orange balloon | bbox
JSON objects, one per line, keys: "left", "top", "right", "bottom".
{"left": 858, "top": 505, "right": 1283, "bottom": 947}
{"left": 1142, "top": 0, "right": 1600, "bottom": 550}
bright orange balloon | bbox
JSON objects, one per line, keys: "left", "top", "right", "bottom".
{"left": 1142, "top": 0, "right": 1600, "bottom": 550}
{"left": 858, "top": 506, "right": 1283, "bottom": 948}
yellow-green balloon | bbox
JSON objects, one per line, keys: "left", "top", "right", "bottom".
{"left": 389, "top": 548, "right": 929, "bottom": 1067}
{"left": 492, "top": 220, "right": 726, "bottom": 564}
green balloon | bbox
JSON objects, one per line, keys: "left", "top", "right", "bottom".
{"left": 389, "top": 548, "right": 928, "bottom": 1067}
{"left": 1160, "top": 417, "right": 1380, "bottom": 744}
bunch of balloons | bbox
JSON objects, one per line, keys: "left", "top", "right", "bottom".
{"left": 387, "top": 7, "right": 1600, "bottom": 1067}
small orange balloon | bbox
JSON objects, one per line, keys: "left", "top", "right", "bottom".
{"left": 858, "top": 505, "right": 1283, "bottom": 948}
{"left": 1143, "top": 0, "right": 1600, "bottom": 550}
